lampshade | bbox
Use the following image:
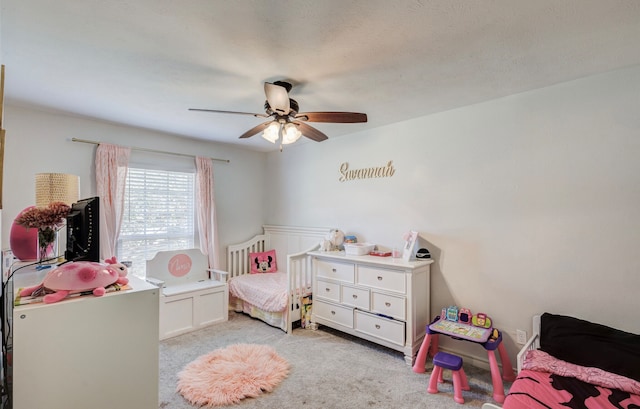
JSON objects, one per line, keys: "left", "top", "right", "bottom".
{"left": 281, "top": 123, "right": 302, "bottom": 144}
{"left": 262, "top": 121, "right": 280, "bottom": 143}
{"left": 35, "top": 173, "right": 80, "bottom": 207}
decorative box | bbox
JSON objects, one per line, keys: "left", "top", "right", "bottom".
{"left": 344, "top": 243, "right": 375, "bottom": 256}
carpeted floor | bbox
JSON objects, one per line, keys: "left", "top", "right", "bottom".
{"left": 159, "top": 312, "right": 509, "bottom": 408}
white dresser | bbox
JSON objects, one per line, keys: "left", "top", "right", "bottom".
{"left": 308, "top": 251, "right": 433, "bottom": 365}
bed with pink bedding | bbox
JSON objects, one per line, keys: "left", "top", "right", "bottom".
{"left": 485, "top": 313, "right": 640, "bottom": 409}
{"left": 229, "top": 272, "right": 290, "bottom": 313}
{"left": 226, "top": 225, "right": 332, "bottom": 334}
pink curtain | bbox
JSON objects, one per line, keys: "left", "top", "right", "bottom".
{"left": 195, "top": 156, "right": 220, "bottom": 269}
{"left": 96, "top": 143, "right": 130, "bottom": 260}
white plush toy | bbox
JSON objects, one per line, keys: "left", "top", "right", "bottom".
{"left": 320, "top": 239, "right": 332, "bottom": 251}
{"left": 328, "top": 229, "right": 345, "bottom": 251}
{"left": 319, "top": 229, "right": 346, "bottom": 251}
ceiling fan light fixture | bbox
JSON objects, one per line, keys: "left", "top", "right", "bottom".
{"left": 262, "top": 121, "right": 280, "bottom": 143}
{"left": 281, "top": 123, "right": 302, "bottom": 145}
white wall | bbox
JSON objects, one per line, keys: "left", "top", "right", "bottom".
{"left": 3, "top": 65, "right": 639, "bottom": 366}
{"left": 1, "top": 105, "right": 267, "bottom": 264}
{"left": 265, "top": 65, "right": 640, "bottom": 363}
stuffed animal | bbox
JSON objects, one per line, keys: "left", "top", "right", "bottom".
{"left": 321, "top": 229, "right": 345, "bottom": 251}
{"left": 19, "top": 257, "right": 129, "bottom": 304}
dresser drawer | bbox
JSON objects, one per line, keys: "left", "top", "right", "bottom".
{"left": 355, "top": 310, "right": 405, "bottom": 346}
{"left": 316, "top": 280, "right": 341, "bottom": 303}
{"left": 341, "top": 285, "right": 370, "bottom": 310}
{"left": 371, "top": 292, "right": 406, "bottom": 320}
{"left": 316, "top": 259, "right": 354, "bottom": 283}
{"left": 357, "top": 266, "right": 406, "bottom": 294}
{"left": 313, "top": 300, "right": 354, "bottom": 328}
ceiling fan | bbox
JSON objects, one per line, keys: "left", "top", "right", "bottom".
{"left": 189, "top": 81, "right": 367, "bottom": 147}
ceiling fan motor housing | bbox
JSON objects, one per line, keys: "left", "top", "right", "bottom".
{"left": 264, "top": 99, "right": 299, "bottom": 116}
{"left": 272, "top": 80, "right": 293, "bottom": 92}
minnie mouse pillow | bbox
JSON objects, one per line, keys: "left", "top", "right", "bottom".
{"left": 249, "top": 249, "right": 277, "bottom": 274}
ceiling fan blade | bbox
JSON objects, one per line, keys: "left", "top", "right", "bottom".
{"left": 292, "top": 121, "right": 328, "bottom": 142}
{"left": 295, "top": 112, "right": 368, "bottom": 123}
{"left": 189, "top": 108, "right": 269, "bottom": 118}
{"left": 239, "top": 121, "right": 272, "bottom": 139}
{"left": 264, "top": 82, "right": 290, "bottom": 115}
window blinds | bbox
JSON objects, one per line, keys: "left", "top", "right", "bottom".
{"left": 118, "top": 167, "right": 196, "bottom": 278}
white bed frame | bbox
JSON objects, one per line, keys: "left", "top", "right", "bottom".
{"left": 516, "top": 314, "right": 541, "bottom": 373}
{"left": 227, "top": 225, "right": 333, "bottom": 334}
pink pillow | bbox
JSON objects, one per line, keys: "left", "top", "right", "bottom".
{"left": 249, "top": 250, "right": 277, "bottom": 273}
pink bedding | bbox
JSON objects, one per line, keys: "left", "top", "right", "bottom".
{"left": 228, "top": 272, "right": 288, "bottom": 312}
{"left": 503, "top": 350, "right": 640, "bottom": 409}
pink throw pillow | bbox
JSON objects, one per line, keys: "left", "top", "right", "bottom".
{"left": 249, "top": 250, "right": 277, "bottom": 273}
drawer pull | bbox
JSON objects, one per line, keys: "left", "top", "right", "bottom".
{"left": 377, "top": 276, "right": 383, "bottom": 281}
{"left": 332, "top": 268, "right": 337, "bottom": 272}
{"left": 331, "top": 311, "right": 336, "bottom": 315}
{"left": 375, "top": 324, "right": 381, "bottom": 329}
{"left": 352, "top": 294, "right": 358, "bottom": 299}
{"left": 325, "top": 288, "right": 331, "bottom": 292}
{"left": 385, "top": 302, "right": 391, "bottom": 307}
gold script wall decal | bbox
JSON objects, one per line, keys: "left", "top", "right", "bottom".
{"left": 339, "top": 161, "right": 395, "bottom": 182}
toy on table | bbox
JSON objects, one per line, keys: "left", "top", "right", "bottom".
{"left": 488, "top": 328, "right": 500, "bottom": 341}
{"left": 472, "top": 312, "right": 492, "bottom": 328}
{"left": 458, "top": 308, "right": 472, "bottom": 324}
{"left": 445, "top": 306, "right": 459, "bottom": 321}
{"left": 19, "top": 257, "right": 129, "bottom": 304}
{"left": 440, "top": 306, "right": 493, "bottom": 329}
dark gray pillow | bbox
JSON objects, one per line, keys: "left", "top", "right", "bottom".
{"left": 540, "top": 313, "right": 640, "bottom": 382}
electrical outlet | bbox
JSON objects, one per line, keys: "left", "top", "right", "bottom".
{"left": 516, "top": 329, "right": 528, "bottom": 345}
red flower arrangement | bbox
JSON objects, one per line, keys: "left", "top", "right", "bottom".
{"left": 15, "top": 202, "right": 71, "bottom": 262}
{"left": 15, "top": 202, "right": 70, "bottom": 230}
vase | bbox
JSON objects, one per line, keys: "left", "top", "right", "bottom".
{"left": 37, "top": 226, "right": 59, "bottom": 264}
{"left": 10, "top": 207, "right": 39, "bottom": 261}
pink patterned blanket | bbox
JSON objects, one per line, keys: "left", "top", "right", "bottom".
{"left": 523, "top": 350, "right": 640, "bottom": 395}
{"left": 229, "top": 272, "right": 288, "bottom": 312}
{"left": 503, "top": 350, "right": 640, "bottom": 409}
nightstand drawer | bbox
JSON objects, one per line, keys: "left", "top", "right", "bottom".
{"left": 355, "top": 310, "right": 405, "bottom": 346}
{"left": 313, "top": 300, "right": 353, "bottom": 328}
{"left": 357, "top": 266, "right": 406, "bottom": 294}
{"left": 316, "top": 280, "right": 341, "bottom": 303}
{"left": 371, "top": 292, "right": 405, "bottom": 320}
{"left": 316, "top": 259, "right": 354, "bottom": 283}
{"left": 341, "top": 285, "right": 370, "bottom": 310}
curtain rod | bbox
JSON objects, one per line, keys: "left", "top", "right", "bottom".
{"left": 71, "top": 137, "right": 230, "bottom": 163}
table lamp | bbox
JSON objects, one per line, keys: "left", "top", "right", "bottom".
{"left": 35, "top": 173, "right": 80, "bottom": 207}
{"left": 35, "top": 173, "right": 80, "bottom": 263}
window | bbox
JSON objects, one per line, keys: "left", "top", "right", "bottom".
{"left": 118, "top": 167, "right": 196, "bottom": 278}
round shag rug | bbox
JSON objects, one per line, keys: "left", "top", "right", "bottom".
{"left": 176, "top": 343, "right": 290, "bottom": 407}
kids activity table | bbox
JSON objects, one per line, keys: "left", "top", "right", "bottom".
{"left": 412, "top": 316, "right": 516, "bottom": 403}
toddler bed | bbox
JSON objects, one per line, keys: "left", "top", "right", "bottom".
{"left": 483, "top": 312, "right": 640, "bottom": 409}
{"left": 226, "top": 225, "right": 333, "bottom": 334}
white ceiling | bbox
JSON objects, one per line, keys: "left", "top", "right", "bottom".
{"left": 2, "top": 1, "right": 640, "bottom": 152}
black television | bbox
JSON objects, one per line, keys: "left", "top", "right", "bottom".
{"left": 64, "top": 196, "right": 100, "bottom": 262}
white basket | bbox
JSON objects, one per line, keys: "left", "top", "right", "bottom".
{"left": 344, "top": 243, "right": 375, "bottom": 256}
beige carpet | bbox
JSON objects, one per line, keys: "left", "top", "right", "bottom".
{"left": 160, "top": 312, "right": 509, "bottom": 408}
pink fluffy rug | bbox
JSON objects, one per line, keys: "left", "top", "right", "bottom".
{"left": 176, "top": 343, "right": 290, "bottom": 407}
